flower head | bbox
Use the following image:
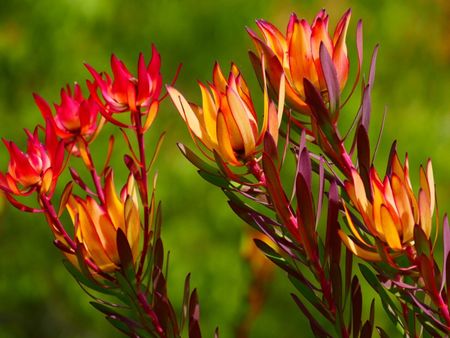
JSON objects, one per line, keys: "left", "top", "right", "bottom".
{"left": 34, "top": 83, "right": 101, "bottom": 143}
{"left": 248, "top": 9, "right": 351, "bottom": 115}
{"left": 86, "top": 45, "right": 162, "bottom": 114}
{"left": 339, "top": 152, "right": 435, "bottom": 261}
{"left": 168, "top": 63, "right": 283, "bottom": 166}
{"left": 0, "top": 124, "right": 64, "bottom": 196}
{"left": 66, "top": 172, "right": 141, "bottom": 273}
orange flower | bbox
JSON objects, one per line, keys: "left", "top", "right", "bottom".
{"left": 66, "top": 172, "right": 141, "bottom": 273}
{"left": 248, "top": 9, "right": 351, "bottom": 115}
{"left": 339, "top": 152, "right": 435, "bottom": 261}
{"left": 167, "top": 63, "right": 284, "bottom": 166}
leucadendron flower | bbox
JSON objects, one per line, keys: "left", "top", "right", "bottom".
{"left": 0, "top": 124, "right": 64, "bottom": 196}
{"left": 86, "top": 45, "right": 162, "bottom": 115}
{"left": 66, "top": 172, "right": 141, "bottom": 273}
{"left": 248, "top": 9, "right": 351, "bottom": 115}
{"left": 167, "top": 63, "right": 284, "bottom": 166}
{"left": 34, "top": 83, "right": 101, "bottom": 143}
{"left": 339, "top": 151, "right": 435, "bottom": 262}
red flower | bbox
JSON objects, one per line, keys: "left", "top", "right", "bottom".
{"left": 34, "top": 83, "right": 101, "bottom": 143}
{"left": 86, "top": 45, "right": 162, "bottom": 114}
{"left": 0, "top": 124, "right": 64, "bottom": 196}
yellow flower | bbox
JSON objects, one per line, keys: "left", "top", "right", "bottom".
{"left": 66, "top": 172, "right": 141, "bottom": 272}
{"left": 168, "top": 63, "right": 284, "bottom": 166}
{"left": 339, "top": 152, "right": 435, "bottom": 261}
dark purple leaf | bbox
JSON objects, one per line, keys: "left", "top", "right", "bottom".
{"left": 263, "top": 131, "right": 279, "bottom": 164}
{"left": 189, "top": 289, "right": 202, "bottom": 338}
{"left": 325, "top": 180, "right": 340, "bottom": 265}
{"left": 181, "top": 274, "right": 191, "bottom": 330}
{"left": 441, "top": 215, "right": 450, "bottom": 292}
{"left": 351, "top": 276, "right": 362, "bottom": 337}
{"left": 357, "top": 126, "right": 371, "bottom": 172}
{"left": 319, "top": 43, "right": 340, "bottom": 117}
{"left": 368, "top": 45, "right": 379, "bottom": 89}
{"left": 384, "top": 141, "right": 398, "bottom": 177}
{"left": 262, "top": 152, "right": 298, "bottom": 240}
{"left": 303, "top": 78, "right": 331, "bottom": 128}
{"left": 116, "top": 228, "right": 134, "bottom": 272}
{"left": 358, "top": 85, "right": 371, "bottom": 132}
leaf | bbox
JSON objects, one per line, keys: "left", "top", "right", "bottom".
{"left": 359, "top": 264, "right": 401, "bottom": 326}
{"left": 180, "top": 273, "right": 191, "bottom": 331}
{"left": 357, "top": 126, "right": 371, "bottom": 174}
{"left": 116, "top": 228, "right": 134, "bottom": 275}
{"left": 262, "top": 152, "right": 298, "bottom": 240}
{"left": 414, "top": 225, "right": 432, "bottom": 257}
{"left": 325, "top": 180, "right": 340, "bottom": 265}
{"left": 197, "top": 170, "right": 230, "bottom": 189}
{"left": 351, "top": 276, "right": 362, "bottom": 337}
{"left": 368, "top": 45, "right": 379, "bottom": 89}
{"left": 441, "top": 215, "right": 450, "bottom": 292}
{"left": 288, "top": 275, "right": 333, "bottom": 322}
{"left": 62, "top": 259, "right": 116, "bottom": 295}
{"left": 263, "top": 131, "right": 279, "bottom": 165}
{"left": 189, "top": 289, "right": 202, "bottom": 338}
{"left": 58, "top": 181, "right": 73, "bottom": 217}
{"left": 290, "top": 293, "right": 333, "bottom": 338}
{"left": 319, "top": 43, "right": 340, "bottom": 118}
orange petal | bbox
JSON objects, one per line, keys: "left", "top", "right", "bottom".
{"left": 104, "top": 172, "right": 124, "bottom": 230}
{"left": 419, "top": 189, "right": 432, "bottom": 238}
{"left": 216, "top": 113, "right": 240, "bottom": 165}
{"left": 288, "top": 19, "right": 315, "bottom": 91}
{"left": 380, "top": 205, "right": 402, "bottom": 250}
{"left": 77, "top": 201, "right": 114, "bottom": 269}
{"left": 391, "top": 175, "right": 414, "bottom": 243}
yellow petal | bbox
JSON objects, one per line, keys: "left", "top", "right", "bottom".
{"left": 167, "top": 86, "right": 208, "bottom": 144}
{"left": 105, "top": 172, "right": 123, "bottom": 230}
{"left": 124, "top": 196, "right": 141, "bottom": 262}
{"left": 427, "top": 160, "right": 435, "bottom": 215}
{"left": 226, "top": 87, "right": 256, "bottom": 158}
{"left": 380, "top": 205, "right": 402, "bottom": 250}
{"left": 199, "top": 83, "right": 218, "bottom": 146}
{"left": 351, "top": 169, "right": 369, "bottom": 213}
{"left": 338, "top": 230, "right": 381, "bottom": 261}
{"left": 343, "top": 203, "right": 372, "bottom": 248}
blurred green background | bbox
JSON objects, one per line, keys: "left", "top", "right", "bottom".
{"left": 0, "top": 0, "right": 449, "bottom": 337}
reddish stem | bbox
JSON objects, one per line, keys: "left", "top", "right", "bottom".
{"left": 133, "top": 109, "right": 151, "bottom": 282}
